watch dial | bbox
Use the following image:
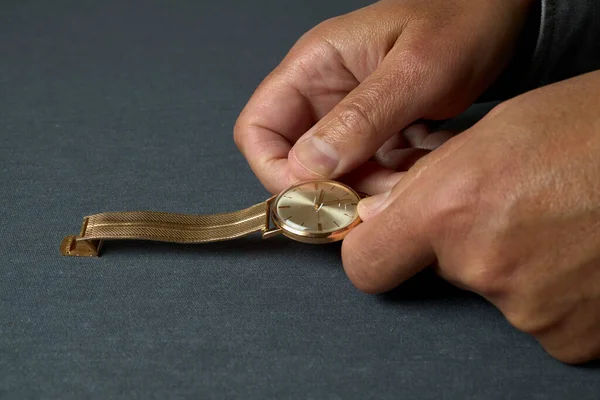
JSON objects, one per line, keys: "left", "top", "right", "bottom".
{"left": 274, "top": 180, "right": 360, "bottom": 234}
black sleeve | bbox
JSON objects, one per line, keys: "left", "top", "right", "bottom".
{"left": 480, "top": 0, "right": 600, "bottom": 101}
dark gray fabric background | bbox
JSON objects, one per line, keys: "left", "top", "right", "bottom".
{"left": 1, "top": 1, "right": 599, "bottom": 398}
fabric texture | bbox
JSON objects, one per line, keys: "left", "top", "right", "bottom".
{"left": 482, "top": 0, "right": 600, "bottom": 100}
{"left": 534, "top": 0, "right": 600, "bottom": 86}
{"left": 1, "top": 1, "right": 599, "bottom": 399}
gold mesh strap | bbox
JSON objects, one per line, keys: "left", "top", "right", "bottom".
{"left": 60, "top": 201, "right": 269, "bottom": 257}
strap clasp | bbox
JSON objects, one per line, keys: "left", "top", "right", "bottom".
{"left": 60, "top": 217, "right": 103, "bottom": 256}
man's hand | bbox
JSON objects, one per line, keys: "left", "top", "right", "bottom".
{"left": 234, "top": 0, "right": 534, "bottom": 194}
{"left": 343, "top": 71, "right": 600, "bottom": 364}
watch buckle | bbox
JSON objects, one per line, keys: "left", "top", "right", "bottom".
{"left": 60, "top": 235, "right": 103, "bottom": 256}
{"left": 60, "top": 217, "right": 103, "bottom": 256}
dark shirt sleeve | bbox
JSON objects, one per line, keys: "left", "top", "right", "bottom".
{"left": 480, "top": 0, "right": 600, "bottom": 101}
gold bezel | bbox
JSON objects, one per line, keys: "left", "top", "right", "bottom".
{"left": 270, "top": 180, "right": 362, "bottom": 244}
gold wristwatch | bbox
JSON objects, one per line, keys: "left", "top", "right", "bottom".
{"left": 60, "top": 179, "right": 364, "bottom": 257}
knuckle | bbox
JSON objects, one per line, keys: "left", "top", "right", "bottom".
{"left": 341, "top": 235, "right": 384, "bottom": 294}
{"left": 233, "top": 116, "right": 253, "bottom": 153}
{"left": 545, "top": 346, "right": 598, "bottom": 365}
{"left": 303, "top": 16, "right": 342, "bottom": 42}
{"left": 396, "top": 45, "right": 430, "bottom": 74}
{"left": 392, "top": 44, "right": 433, "bottom": 87}
{"left": 458, "top": 262, "right": 508, "bottom": 296}
{"left": 232, "top": 121, "right": 244, "bottom": 150}
{"left": 315, "top": 16, "right": 341, "bottom": 31}
{"left": 485, "top": 97, "right": 522, "bottom": 120}
{"left": 503, "top": 306, "right": 554, "bottom": 336}
{"left": 537, "top": 317, "right": 600, "bottom": 364}
{"left": 486, "top": 100, "right": 511, "bottom": 119}
{"left": 452, "top": 243, "right": 516, "bottom": 297}
{"left": 424, "top": 166, "right": 515, "bottom": 296}
{"left": 425, "top": 166, "right": 483, "bottom": 239}
{"left": 331, "top": 97, "right": 380, "bottom": 141}
{"left": 540, "top": 333, "right": 600, "bottom": 365}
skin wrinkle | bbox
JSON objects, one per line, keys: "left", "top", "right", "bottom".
{"left": 319, "top": 28, "right": 371, "bottom": 83}
{"left": 344, "top": 200, "right": 434, "bottom": 293}
{"left": 337, "top": 4, "right": 408, "bottom": 77}
{"left": 391, "top": 128, "right": 478, "bottom": 205}
{"left": 238, "top": 87, "right": 308, "bottom": 143}
{"left": 289, "top": 148, "right": 326, "bottom": 179}
{"left": 429, "top": 169, "right": 514, "bottom": 297}
{"left": 290, "top": 42, "right": 359, "bottom": 106}
{"left": 236, "top": 120, "right": 296, "bottom": 192}
{"left": 325, "top": 97, "right": 382, "bottom": 145}
{"left": 244, "top": 123, "right": 289, "bottom": 159}
{"left": 509, "top": 259, "right": 599, "bottom": 352}
{"left": 287, "top": 82, "right": 321, "bottom": 127}
{"left": 308, "top": 46, "right": 434, "bottom": 175}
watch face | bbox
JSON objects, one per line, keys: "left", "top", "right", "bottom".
{"left": 272, "top": 180, "right": 361, "bottom": 243}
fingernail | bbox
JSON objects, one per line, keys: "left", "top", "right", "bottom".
{"left": 291, "top": 137, "right": 339, "bottom": 177}
{"left": 358, "top": 191, "right": 391, "bottom": 218}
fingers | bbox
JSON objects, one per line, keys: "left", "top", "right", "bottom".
{"left": 234, "top": 38, "right": 359, "bottom": 193}
{"left": 287, "top": 51, "right": 422, "bottom": 180}
{"left": 341, "top": 181, "right": 435, "bottom": 293}
{"left": 535, "top": 300, "right": 600, "bottom": 364}
{"left": 377, "top": 123, "right": 454, "bottom": 155}
{"left": 401, "top": 123, "right": 430, "bottom": 148}
{"left": 371, "top": 123, "right": 455, "bottom": 170}
{"left": 339, "top": 161, "right": 405, "bottom": 194}
{"left": 341, "top": 130, "right": 476, "bottom": 293}
{"left": 420, "top": 130, "right": 455, "bottom": 150}
{"left": 375, "top": 148, "right": 431, "bottom": 171}
{"left": 233, "top": 77, "right": 308, "bottom": 193}
{"left": 375, "top": 129, "right": 454, "bottom": 170}
{"left": 287, "top": 32, "right": 466, "bottom": 181}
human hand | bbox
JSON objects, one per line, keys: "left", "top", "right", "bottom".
{"left": 343, "top": 70, "right": 600, "bottom": 364}
{"left": 234, "top": 0, "right": 535, "bottom": 195}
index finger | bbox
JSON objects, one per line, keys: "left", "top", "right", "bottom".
{"left": 233, "top": 73, "right": 310, "bottom": 193}
{"left": 233, "top": 42, "right": 358, "bottom": 193}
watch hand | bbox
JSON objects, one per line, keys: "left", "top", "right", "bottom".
{"left": 321, "top": 199, "right": 355, "bottom": 205}
{"left": 314, "top": 189, "right": 324, "bottom": 210}
{"left": 316, "top": 205, "right": 322, "bottom": 231}
{"left": 318, "top": 189, "right": 325, "bottom": 205}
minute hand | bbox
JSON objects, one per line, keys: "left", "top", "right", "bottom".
{"left": 321, "top": 199, "right": 356, "bottom": 205}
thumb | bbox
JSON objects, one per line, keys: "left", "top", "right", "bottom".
{"left": 341, "top": 174, "right": 435, "bottom": 294}
{"left": 288, "top": 39, "right": 464, "bottom": 179}
{"left": 341, "top": 128, "right": 477, "bottom": 293}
